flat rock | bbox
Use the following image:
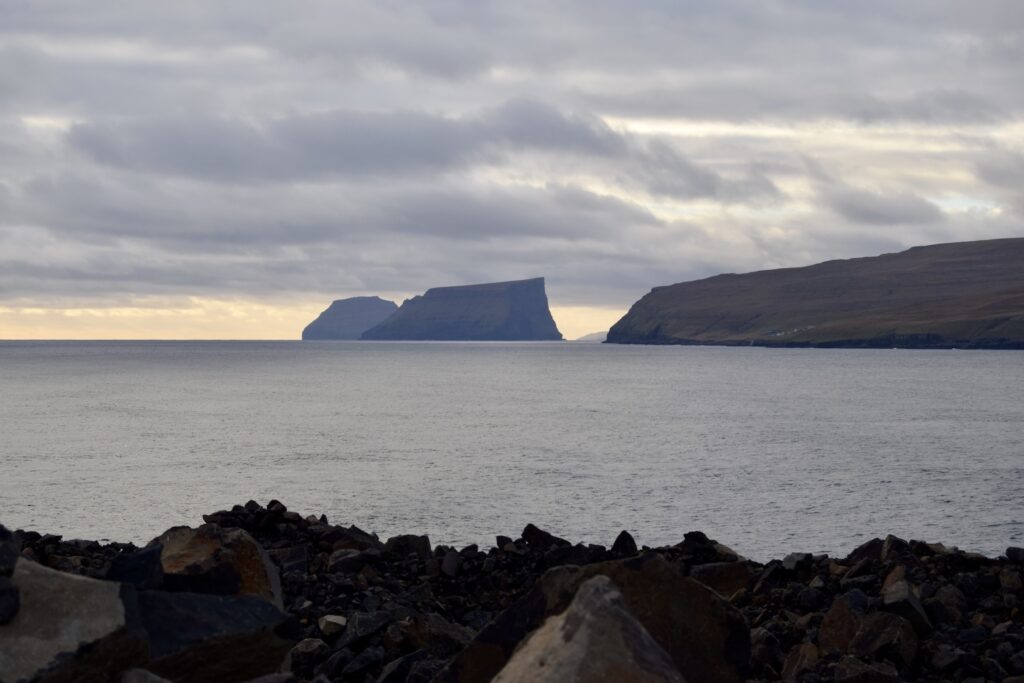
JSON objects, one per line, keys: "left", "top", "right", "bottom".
{"left": 492, "top": 575, "right": 685, "bottom": 683}
{"left": 155, "top": 524, "right": 283, "bottom": 608}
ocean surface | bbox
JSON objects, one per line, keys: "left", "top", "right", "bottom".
{"left": 1, "top": 341, "right": 1021, "bottom": 561}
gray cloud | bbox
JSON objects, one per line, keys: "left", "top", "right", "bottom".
{"left": 1, "top": 0, "right": 1023, "bottom": 320}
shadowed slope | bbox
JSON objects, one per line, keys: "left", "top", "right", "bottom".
{"left": 607, "top": 238, "right": 1024, "bottom": 349}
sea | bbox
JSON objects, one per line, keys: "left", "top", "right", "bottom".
{"left": 1, "top": 341, "right": 1021, "bottom": 561}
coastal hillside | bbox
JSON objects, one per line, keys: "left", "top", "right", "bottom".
{"left": 301, "top": 296, "right": 398, "bottom": 340}
{"left": 361, "top": 277, "right": 562, "bottom": 341}
{"left": 607, "top": 238, "right": 1024, "bottom": 349}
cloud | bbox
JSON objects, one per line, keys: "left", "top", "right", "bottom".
{"left": 823, "top": 186, "right": 946, "bottom": 226}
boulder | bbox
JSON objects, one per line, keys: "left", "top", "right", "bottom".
{"left": 832, "top": 656, "right": 900, "bottom": 683}
{"left": 284, "top": 638, "right": 328, "bottom": 677}
{"left": 108, "top": 544, "right": 165, "bottom": 589}
{"left": 520, "top": 523, "right": 570, "bottom": 550}
{"left": 1007, "top": 547, "right": 1024, "bottom": 564}
{"left": 819, "top": 589, "right": 869, "bottom": 653}
{"left": 0, "top": 576, "right": 19, "bottom": 625}
{"left": 407, "top": 612, "right": 475, "bottom": 657}
{"left": 135, "top": 589, "right": 294, "bottom": 683}
{"left": 690, "top": 562, "right": 755, "bottom": 598}
{"left": 881, "top": 579, "right": 932, "bottom": 635}
{"left": 155, "top": 525, "right": 283, "bottom": 608}
{"left": 611, "top": 530, "right": 639, "bottom": 556}
{"left": 0, "top": 558, "right": 148, "bottom": 682}
{"left": 0, "top": 524, "right": 18, "bottom": 576}
{"left": 780, "top": 642, "right": 818, "bottom": 680}
{"left": 268, "top": 547, "right": 309, "bottom": 576}
{"left": 384, "top": 535, "right": 433, "bottom": 560}
{"left": 492, "top": 575, "right": 685, "bottom": 683}
{"left": 317, "top": 614, "right": 347, "bottom": 637}
{"left": 435, "top": 552, "right": 749, "bottom": 683}
{"left": 849, "top": 612, "right": 917, "bottom": 670}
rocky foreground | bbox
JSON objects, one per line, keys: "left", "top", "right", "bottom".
{"left": 1, "top": 502, "right": 1022, "bottom": 683}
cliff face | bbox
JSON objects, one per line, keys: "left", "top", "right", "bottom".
{"left": 607, "top": 238, "right": 1024, "bottom": 349}
{"left": 361, "top": 277, "right": 563, "bottom": 341}
{"left": 302, "top": 296, "right": 398, "bottom": 340}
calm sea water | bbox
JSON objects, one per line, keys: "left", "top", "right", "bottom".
{"left": 0, "top": 341, "right": 1021, "bottom": 561}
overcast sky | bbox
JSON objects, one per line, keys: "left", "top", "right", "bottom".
{"left": 2, "top": 1, "right": 1023, "bottom": 338}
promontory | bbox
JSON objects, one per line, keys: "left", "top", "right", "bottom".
{"left": 607, "top": 237, "right": 1024, "bottom": 349}
{"left": 361, "top": 277, "right": 563, "bottom": 341}
{"left": 301, "top": 296, "right": 398, "bottom": 340}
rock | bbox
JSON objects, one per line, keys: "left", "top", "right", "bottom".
{"left": 285, "top": 638, "right": 328, "bottom": 676}
{"left": 819, "top": 589, "right": 869, "bottom": 653}
{"left": 492, "top": 575, "right": 685, "bottom": 683}
{"left": 334, "top": 610, "right": 392, "bottom": 649}
{"left": 780, "top": 642, "right": 818, "bottom": 680}
{"left": 0, "top": 558, "right": 149, "bottom": 682}
{"left": 881, "top": 579, "right": 932, "bottom": 634}
{"left": 268, "top": 547, "right": 309, "bottom": 576}
{"left": 108, "top": 543, "right": 165, "bottom": 589}
{"left": 925, "top": 583, "right": 967, "bottom": 626}
{"left": 440, "top": 550, "right": 462, "bottom": 578}
{"left": 135, "top": 589, "right": 294, "bottom": 683}
{"left": 0, "top": 524, "right": 18, "bottom": 577}
{"left": 155, "top": 525, "right": 283, "bottom": 608}
{"left": 317, "top": 614, "right": 347, "bottom": 637}
{"left": 1000, "top": 567, "right": 1022, "bottom": 591}
{"left": 436, "top": 552, "right": 749, "bottom": 683}
{"left": 384, "top": 534, "right": 432, "bottom": 560}
{"left": 0, "top": 576, "right": 19, "bottom": 625}
{"left": 749, "top": 627, "right": 783, "bottom": 672}
{"left": 1007, "top": 547, "right": 1024, "bottom": 564}
{"left": 611, "top": 530, "right": 638, "bottom": 556}
{"left": 341, "top": 645, "right": 384, "bottom": 676}
{"left": 782, "top": 552, "right": 813, "bottom": 572}
{"left": 520, "top": 523, "right": 570, "bottom": 550}
{"left": 408, "top": 612, "right": 476, "bottom": 657}
{"left": 690, "top": 562, "right": 755, "bottom": 597}
{"left": 849, "top": 612, "right": 917, "bottom": 670}
{"left": 832, "top": 656, "right": 899, "bottom": 683}
{"left": 361, "top": 277, "right": 563, "bottom": 341}
{"left": 301, "top": 296, "right": 399, "bottom": 340}
{"left": 121, "top": 670, "right": 174, "bottom": 683}
{"left": 328, "top": 548, "right": 381, "bottom": 573}
{"left": 377, "top": 649, "right": 428, "bottom": 683}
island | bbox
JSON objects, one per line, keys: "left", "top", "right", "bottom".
{"left": 607, "top": 237, "right": 1024, "bottom": 349}
{"left": 301, "top": 296, "right": 398, "bottom": 340}
{"left": 360, "top": 277, "right": 563, "bottom": 341}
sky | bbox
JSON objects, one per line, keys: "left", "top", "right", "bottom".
{"left": 1, "top": 1, "right": 1023, "bottom": 340}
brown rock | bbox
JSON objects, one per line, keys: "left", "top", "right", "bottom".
{"left": 780, "top": 643, "right": 818, "bottom": 680}
{"left": 819, "top": 589, "right": 868, "bottom": 654}
{"left": 849, "top": 612, "right": 917, "bottom": 670}
{"left": 434, "top": 552, "right": 749, "bottom": 683}
{"left": 155, "top": 525, "right": 283, "bottom": 608}
{"left": 491, "top": 575, "right": 685, "bottom": 683}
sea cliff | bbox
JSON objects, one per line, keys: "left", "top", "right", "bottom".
{"left": 302, "top": 297, "right": 399, "bottom": 340}
{"left": 608, "top": 238, "right": 1024, "bottom": 349}
{"left": 361, "top": 278, "right": 562, "bottom": 341}
{"left": 2, "top": 502, "right": 1022, "bottom": 682}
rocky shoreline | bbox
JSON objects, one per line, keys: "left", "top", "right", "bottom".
{"left": 2, "top": 501, "right": 1022, "bottom": 682}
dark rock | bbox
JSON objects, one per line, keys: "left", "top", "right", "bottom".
{"left": 285, "top": 638, "right": 329, "bottom": 677}
{"left": 780, "top": 643, "right": 818, "bottom": 680}
{"left": 881, "top": 579, "right": 933, "bottom": 635}
{"left": 849, "top": 612, "right": 917, "bottom": 670}
{"left": 925, "top": 583, "right": 967, "bottom": 626}
{"left": 491, "top": 575, "right": 685, "bottom": 683}
{"left": 384, "top": 534, "right": 433, "bottom": 560}
{"left": 495, "top": 535, "right": 512, "bottom": 549}
{"left": 611, "top": 530, "right": 638, "bottom": 556}
{"left": 268, "top": 546, "right": 309, "bottom": 576}
{"left": 361, "top": 277, "right": 562, "bottom": 341}
{"left": 377, "top": 649, "right": 428, "bottom": 683}
{"left": 0, "top": 524, "right": 18, "bottom": 577}
{"left": 108, "top": 543, "right": 165, "bottom": 589}
{"left": 121, "top": 670, "right": 174, "bottom": 683}
{"left": 335, "top": 610, "right": 392, "bottom": 649}
{"left": 440, "top": 550, "right": 462, "bottom": 578}
{"left": 136, "top": 589, "right": 295, "bottom": 683}
{"left": 958, "top": 625, "right": 988, "bottom": 643}
{"left": 408, "top": 612, "right": 476, "bottom": 657}
{"left": 690, "top": 562, "right": 756, "bottom": 598}
{"left": 749, "top": 627, "right": 783, "bottom": 672}
{"left": 328, "top": 548, "right": 381, "bottom": 574}
{"left": 819, "top": 589, "right": 869, "bottom": 654}
{"left": 155, "top": 524, "right": 283, "bottom": 608}
{"left": 798, "top": 586, "right": 828, "bottom": 611}
{"left": 782, "top": 552, "right": 814, "bottom": 572}
{"left": 341, "top": 645, "right": 384, "bottom": 676}
{"left": 931, "top": 644, "right": 964, "bottom": 671}
{"left": 302, "top": 296, "right": 398, "bottom": 340}
{"left": 0, "top": 575, "right": 19, "bottom": 625}
{"left": 435, "top": 552, "right": 749, "bottom": 683}
{"left": 1007, "top": 547, "right": 1024, "bottom": 564}
{"left": 520, "top": 523, "right": 570, "bottom": 550}
{"left": 833, "top": 656, "right": 900, "bottom": 683}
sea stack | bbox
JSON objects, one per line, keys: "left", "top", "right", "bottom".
{"left": 302, "top": 296, "right": 398, "bottom": 340}
{"left": 607, "top": 237, "right": 1024, "bottom": 349}
{"left": 361, "top": 277, "right": 563, "bottom": 341}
